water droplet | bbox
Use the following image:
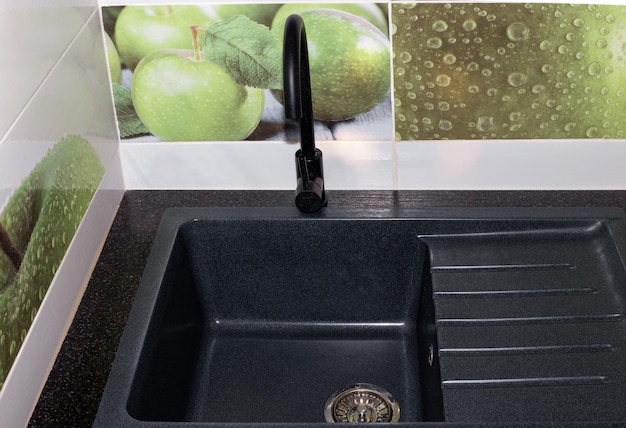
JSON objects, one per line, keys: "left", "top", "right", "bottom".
{"left": 400, "top": 51, "right": 412, "bottom": 63}
{"left": 436, "top": 74, "right": 451, "bottom": 87}
{"left": 532, "top": 84, "right": 545, "bottom": 94}
{"left": 573, "top": 18, "right": 585, "bottom": 27}
{"left": 506, "top": 22, "right": 529, "bottom": 41}
{"left": 576, "top": 52, "right": 585, "bottom": 60}
{"left": 539, "top": 40, "right": 552, "bottom": 51}
{"left": 468, "top": 85, "right": 480, "bottom": 93}
{"left": 424, "top": 60, "right": 434, "bottom": 68}
{"left": 482, "top": 69, "right": 492, "bottom": 77}
{"left": 606, "top": 14, "right": 615, "bottom": 24}
{"left": 497, "top": 47, "right": 506, "bottom": 55}
{"left": 463, "top": 19, "right": 477, "bottom": 31}
{"left": 565, "top": 32, "right": 576, "bottom": 42}
{"left": 586, "top": 127, "right": 599, "bottom": 137}
{"left": 487, "top": 88, "right": 498, "bottom": 96}
{"left": 564, "top": 122, "right": 576, "bottom": 132}
{"left": 507, "top": 72, "right": 527, "bottom": 87}
{"left": 541, "top": 64, "right": 553, "bottom": 73}
{"left": 438, "top": 101, "right": 450, "bottom": 111}
{"left": 509, "top": 112, "right": 521, "bottom": 121}
{"left": 588, "top": 62, "right": 601, "bottom": 76}
{"left": 427, "top": 37, "right": 443, "bottom": 49}
{"left": 596, "top": 40, "right": 607, "bottom": 49}
{"left": 443, "top": 53, "right": 457, "bottom": 64}
{"left": 557, "top": 45, "right": 569, "bottom": 54}
{"left": 600, "top": 27, "right": 610, "bottom": 35}
{"left": 439, "top": 120, "right": 453, "bottom": 131}
{"left": 396, "top": 67, "right": 405, "bottom": 76}
{"left": 432, "top": 20, "right": 448, "bottom": 32}
{"left": 486, "top": 14, "right": 496, "bottom": 22}
{"left": 467, "top": 62, "right": 479, "bottom": 72}
{"left": 476, "top": 116, "right": 494, "bottom": 132}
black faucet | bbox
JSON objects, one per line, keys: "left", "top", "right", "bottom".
{"left": 283, "top": 14, "right": 327, "bottom": 213}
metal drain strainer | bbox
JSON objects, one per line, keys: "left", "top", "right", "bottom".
{"left": 324, "top": 383, "right": 400, "bottom": 423}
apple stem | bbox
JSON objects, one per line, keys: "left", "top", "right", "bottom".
{"left": 0, "top": 221, "right": 22, "bottom": 271}
{"left": 190, "top": 25, "right": 203, "bottom": 61}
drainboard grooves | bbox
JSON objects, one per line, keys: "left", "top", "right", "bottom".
{"left": 439, "top": 344, "right": 614, "bottom": 356}
{"left": 425, "top": 228, "right": 626, "bottom": 422}
{"left": 431, "top": 263, "right": 575, "bottom": 272}
{"left": 442, "top": 376, "right": 609, "bottom": 389}
{"left": 437, "top": 313, "right": 623, "bottom": 326}
{"left": 435, "top": 287, "right": 597, "bottom": 298}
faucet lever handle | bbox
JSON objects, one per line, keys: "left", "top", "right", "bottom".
{"left": 295, "top": 148, "right": 327, "bottom": 213}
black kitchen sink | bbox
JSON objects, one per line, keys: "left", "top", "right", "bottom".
{"left": 95, "top": 207, "right": 626, "bottom": 427}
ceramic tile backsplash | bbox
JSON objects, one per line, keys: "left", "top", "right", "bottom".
{"left": 105, "top": 2, "right": 392, "bottom": 144}
{"left": 0, "top": 7, "right": 121, "bottom": 427}
{"left": 391, "top": 3, "right": 626, "bottom": 140}
{"left": 101, "top": 1, "right": 626, "bottom": 190}
{"left": 101, "top": 1, "right": 397, "bottom": 189}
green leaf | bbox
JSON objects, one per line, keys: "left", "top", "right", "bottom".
{"left": 112, "top": 83, "right": 150, "bottom": 139}
{"left": 202, "top": 15, "right": 282, "bottom": 90}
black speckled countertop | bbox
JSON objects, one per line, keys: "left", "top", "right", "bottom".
{"left": 28, "top": 190, "right": 626, "bottom": 427}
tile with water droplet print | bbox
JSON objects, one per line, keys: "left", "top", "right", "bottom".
{"left": 391, "top": 3, "right": 626, "bottom": 140}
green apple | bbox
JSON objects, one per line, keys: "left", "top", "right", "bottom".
{"left": 392, "top": 3, "right": 626, "bottom": 139}
{"left": 131, "top": 45, "right": 265, "bottom": 141}
{"left": 114, "top": 5, "right": 215, "bottom": 70}
{"left": 272, "top": 9, "right": 390, "bottom": 121}
{"left": 105, "top": 32, "right": 121, "bottom": 84}
{"left": 209, "top": 4, "right": 281, "bottom": 27}
{"left": 0, "top": 135, "right": 103, "bottom": 386}
{"left": 271, "top": 3, "right": 389, "bottom": 35}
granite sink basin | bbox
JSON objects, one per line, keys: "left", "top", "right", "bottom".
{"left": 95, "top": 207, "right": 626, "bottom": 426}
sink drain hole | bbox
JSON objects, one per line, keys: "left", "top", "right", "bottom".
{"left": 325, "top": 383, "right": 400, "bottom": 423}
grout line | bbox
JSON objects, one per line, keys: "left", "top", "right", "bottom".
{"left": 387, "top": 1, "right": 399, "bottom": 190}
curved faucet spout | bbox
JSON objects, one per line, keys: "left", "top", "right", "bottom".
{"left": 283, "top": 14, "right": 327, "bottom": 213}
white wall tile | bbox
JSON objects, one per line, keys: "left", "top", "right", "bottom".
{"left": 122, "top": 140, "right": 395, "bottom": 190}
{"left": 397, "top": 139, "right": 626, "bottom": 190}
{"left": 0, "top": 3, "right": 95, "bottom": 139}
